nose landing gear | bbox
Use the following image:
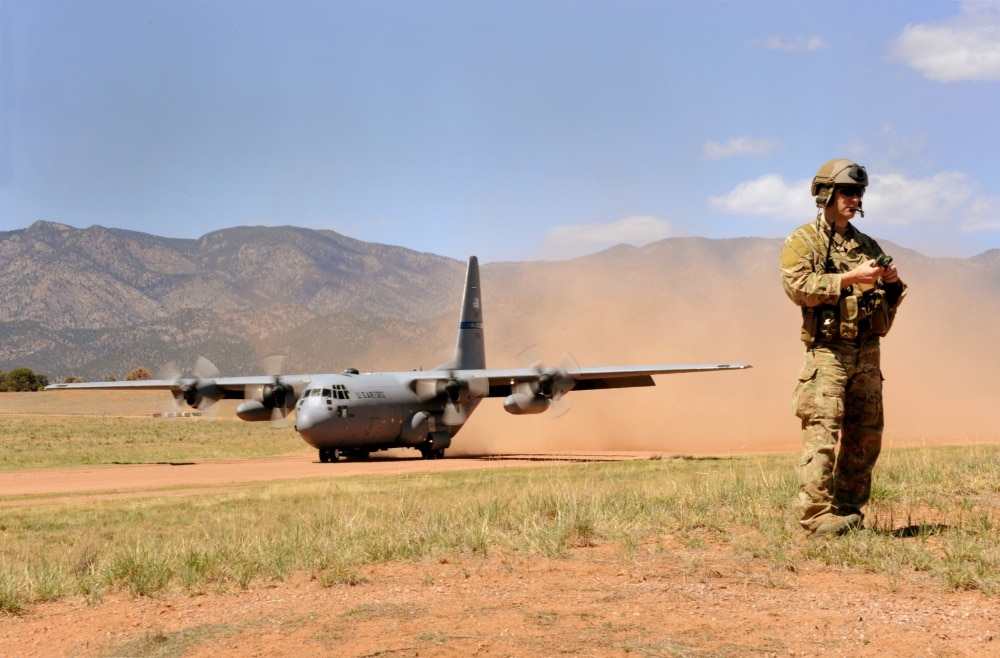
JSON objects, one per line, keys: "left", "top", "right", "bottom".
{"left": 319, "top": 447, "right": 340, "bottom": 463}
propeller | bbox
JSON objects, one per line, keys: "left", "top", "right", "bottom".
{"left": 441, "top": 374, "right": 469, "bottom": 426}
{"left": 262, "top": 354, "right": 295, "bottom": 426}
{"left": 161, "top": 356, "right": 224, "bottom": 417}
{"left": 188, "top": 356, "right": 225, "bottom": 414}
{"left": 157, "top": 361, "right": 185, "bottom": 418}
{"left": 413, "top": 371, "right": 489, "bottom": 426}
{"left": 518, "top": 347, "right": 579, "bottom": 418}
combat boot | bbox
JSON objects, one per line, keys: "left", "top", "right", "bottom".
{"left": 810, "top": 513, "right": 862, "bottom": 538}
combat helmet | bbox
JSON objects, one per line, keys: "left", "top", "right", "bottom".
{"left": 811, "top": 158, "right": 868, "bottom": 208}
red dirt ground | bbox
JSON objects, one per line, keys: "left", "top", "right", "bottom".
{"left": 3, "top": 539, "right": 997, "bottom": 658}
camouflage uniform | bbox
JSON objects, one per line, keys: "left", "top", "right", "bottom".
{"left": 780, "top": 217, "right": 906, "bottom": 533}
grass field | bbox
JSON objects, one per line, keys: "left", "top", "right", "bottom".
{"left": 0, "top": 416, "right": 310, "bottom": 470}
{"left": 1, "top": 415, "right": 998, "bottom": 615}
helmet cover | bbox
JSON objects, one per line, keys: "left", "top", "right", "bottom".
{"left": 811, "top": 158, "right": 868, "bottom": 207}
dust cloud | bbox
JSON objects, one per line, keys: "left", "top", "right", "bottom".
{"left": 449, "top": 246, "right": 1000, "bottom": 457}
{"left": 449, "top": 259, "right": 795, "bottom": 457}
{"left": 21, "top": 242, "right": 998, "bottom": 458}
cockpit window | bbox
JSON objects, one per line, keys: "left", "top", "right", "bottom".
{"left": 304, "top": 385, "right": 349, "bottom": 399}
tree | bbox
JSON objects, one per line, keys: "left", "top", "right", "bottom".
{"left": 0, "top": 367, "right": 49, "bottom": 392}
{"left": 125, "top": 367, "right": 153, "bottom": 381}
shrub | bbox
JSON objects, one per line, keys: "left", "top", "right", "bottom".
{"left": 124, "top": 367, "right": 153, "bottom": 381}
{"left": 0, "top": 368, "right": 49, "bottom": 392}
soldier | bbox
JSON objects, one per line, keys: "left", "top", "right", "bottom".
{"left": 780, "top": 159, "right": 907, "bottom": 537}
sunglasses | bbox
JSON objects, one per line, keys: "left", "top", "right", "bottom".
{"left": 836, "top": 185, "right": 865, "bottom": 198}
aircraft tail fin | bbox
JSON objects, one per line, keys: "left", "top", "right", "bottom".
{"left": 442, "top": 256, "right": 486, "bottom": 371}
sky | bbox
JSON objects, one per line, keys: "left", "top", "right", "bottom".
{"left": 1, "top": 0, "right": 999, "bottom": 263}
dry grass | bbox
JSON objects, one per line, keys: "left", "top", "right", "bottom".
{"left": 0, "top": 416, "right": 308, "bottom": 470}
{"left": 2, "top": 441, "right": 999, "bottom": 615}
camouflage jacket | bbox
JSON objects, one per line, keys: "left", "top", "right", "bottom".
{"left": 781, "top": 217, "right": 907, "bottom": 342}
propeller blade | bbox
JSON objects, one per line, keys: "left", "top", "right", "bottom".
{"left": 193, "top": 356, "right": 220, "bottom": 380}
{"left": 547, "top": 353, "right": 579, "bottom": 417}
{"left": 466, "top": 375, "right": 489, "bottom": 400}
{"left": 516, "top": 344, "right": 543, "bottom": 371}
{"left": 160, "top": 394, "right": 184, "bottom": 418}
{"left": 550, "top": 394, "right": 572, "bottom": 418}
{"left": 444, "top": 377, "right": 461, "bottom": 402}
{"left": 158, "top": 361, "right": 182, "bottom": 382}
{"left": 442, "top": 401, "right": 468, "bottom": 426}
{"left": 270, "top": 403, "right": 293, "bottom": 427}
{"left": 262, "top": 354, "right": 286, "bottom": 377}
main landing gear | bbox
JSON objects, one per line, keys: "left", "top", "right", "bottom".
{"left": 420, "top": 447, "right": 446, "bottom": 460}
{"left": 319, "top": 446, "right": 443, "bottom": 462}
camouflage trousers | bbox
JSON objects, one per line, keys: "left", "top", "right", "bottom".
{"left": 792, "top": 339, "right": 883, "bottom": 532}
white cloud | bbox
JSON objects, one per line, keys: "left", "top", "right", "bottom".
{"left": 702, "top": 137, "right": 778, "bottom": 160}
{"left": 710, "top": 170, "right": 1000, "bottom": 231}
{"left": 891, "top": 4, "right": 1000, "bottom": 82}
{"left": 865, "top": 172, "right": 999, "bottom": 230}
{"left": 752, "top": 36, "right": 827, "bottom": 52}
{"left": 708, "top": 174, "right": 808, "bottom": 221}
{"left": 542, "top": 215, "right": 674, "bottom": 258}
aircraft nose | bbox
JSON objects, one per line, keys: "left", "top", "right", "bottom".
{"left": 294, "top": 406, "right": 328, "bottom": 435}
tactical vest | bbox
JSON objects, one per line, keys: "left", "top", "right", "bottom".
{"left": 785, "top": 220, "right": 903, "bottom": 345}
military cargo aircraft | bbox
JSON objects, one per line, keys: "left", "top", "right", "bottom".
{"left": 48, "top": 256, "right": 750, "bottom": 462}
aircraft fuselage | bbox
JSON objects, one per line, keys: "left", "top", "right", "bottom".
{"left": 292, "top": 372, "right": 476, "bottom": 459}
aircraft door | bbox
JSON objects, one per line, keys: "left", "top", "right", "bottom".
{"left": 332, "top": 402, "right": 368, "bottom": 445}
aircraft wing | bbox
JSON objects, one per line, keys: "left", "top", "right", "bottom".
{"left": 472, "top": 362, "right": 752, "bottom": 397}
{"left": 46, "top": 376, "right": 308, "bottom": 395}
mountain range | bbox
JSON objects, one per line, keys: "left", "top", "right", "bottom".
{"left": 2, "top": 220, "right": 998, "bottom": 452}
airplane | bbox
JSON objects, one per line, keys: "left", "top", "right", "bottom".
{"left": 47, "top": 256, "right": 751, "bottom": 462}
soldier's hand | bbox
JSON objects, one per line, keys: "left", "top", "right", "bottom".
{"left": 882, "top": 262, "right": 899, "bottom": 284}
{"left": 841, "top": 259, "right": 883, "bottom": 288}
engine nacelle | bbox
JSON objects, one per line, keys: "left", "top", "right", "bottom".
{"left": 427, "top": 431, "right": 452, "bottom": 451}
{"left": 400, "top": 411, "right": 432, "bottom": 445}
{"left": 245, "top": 382, "right": 295, "bottom": 408}
{"left": 503, "top": 392, "right": 551, "bottom": 415}
{"left": 179, "top": 382, "right": 224, "bottom": 409}
{"left": 236, "top": 400, "right": 272, "bottom": 422}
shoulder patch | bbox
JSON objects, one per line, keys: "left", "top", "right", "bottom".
{"left": 781, "top": 225, "right": 825, "bottom": 270}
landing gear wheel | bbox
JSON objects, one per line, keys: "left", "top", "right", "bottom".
{"left": 420, "top": 448, "right": 446, "bottom": 460}
{"left": 319, "top": 447, "right": 341, "bottom": 463}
